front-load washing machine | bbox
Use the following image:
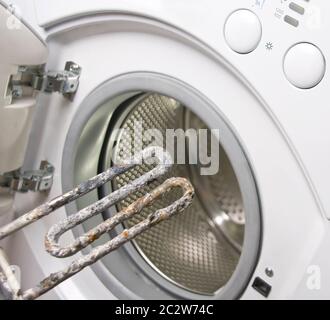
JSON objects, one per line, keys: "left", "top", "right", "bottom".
{"left": 0, "top": 0, "right": 330, "bottom": 300}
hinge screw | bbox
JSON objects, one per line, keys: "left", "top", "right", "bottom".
{"left": 265, "top": 267, "right": 274, "bottom": 278}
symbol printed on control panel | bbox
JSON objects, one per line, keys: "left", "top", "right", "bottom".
{"left": 265, "top": 42, "right": 274, "bottom": 50}
{"left": 274, "top": 8, "right": 285, "bottom": 19}
{"left": 254, "top": 0, "right": 266, "bottom": 9}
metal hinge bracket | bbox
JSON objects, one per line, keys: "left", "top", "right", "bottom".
{"left": 10, "top": 61, "right": 81, "bottom": 100}
{"left": 0, "top": 161, "right": 55, "bottom": 193}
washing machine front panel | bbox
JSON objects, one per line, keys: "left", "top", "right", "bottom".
{"left": 8, "top": 12, "right": 326, "bottom": 300}
{"left": 1, "top": 0, "right": 329, "bottom": 300}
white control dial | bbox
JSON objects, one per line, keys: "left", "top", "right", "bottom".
{"left": 224, "top": 9, "right": 262, "bottom": 54}
{"left": 284, "top": 43, "right": 326, "bottom": 89}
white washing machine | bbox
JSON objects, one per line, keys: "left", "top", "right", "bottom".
{"left": 0, "top": 0, "right": 330, "bottom": 300}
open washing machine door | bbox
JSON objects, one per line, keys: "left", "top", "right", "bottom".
{"left": 0, "top": 3, "right": 48, "bottom": 235}
{"left": 0, "top": 0, "right": 329, "bottom": 300}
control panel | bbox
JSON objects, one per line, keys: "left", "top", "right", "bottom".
{"left": 224, "top": 0, "right": 326, "bottom": 89}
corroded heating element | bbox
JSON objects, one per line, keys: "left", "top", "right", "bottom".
{"left": 0, "top": 147, "right": 195, "bottom": 300}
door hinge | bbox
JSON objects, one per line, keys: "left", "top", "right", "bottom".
{"left": 10, "top": 61, "right": 82, "bottom": 100}
{"left": 0, "top": 161, "right": 55, "bottom": 193}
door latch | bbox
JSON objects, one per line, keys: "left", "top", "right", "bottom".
{"left": 0, "top": 161, "right": 55, "bottom": 193}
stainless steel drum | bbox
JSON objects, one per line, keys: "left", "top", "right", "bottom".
{"left": 102, "top": 93, "right": 246, "bottom": 295}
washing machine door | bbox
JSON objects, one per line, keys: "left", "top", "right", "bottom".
{"left": 0, "top": 3, "right": 47, "bottom": 174}
{"left": 0, "top": 3, "right": 47, "bottom": 223}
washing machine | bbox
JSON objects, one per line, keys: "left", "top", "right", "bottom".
{"left": 0, "top": 0, "right": 330, "bottom": 300}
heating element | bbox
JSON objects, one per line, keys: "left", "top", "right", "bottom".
{"left": 0, "top": 147, "right": 194, "bottom": 300}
